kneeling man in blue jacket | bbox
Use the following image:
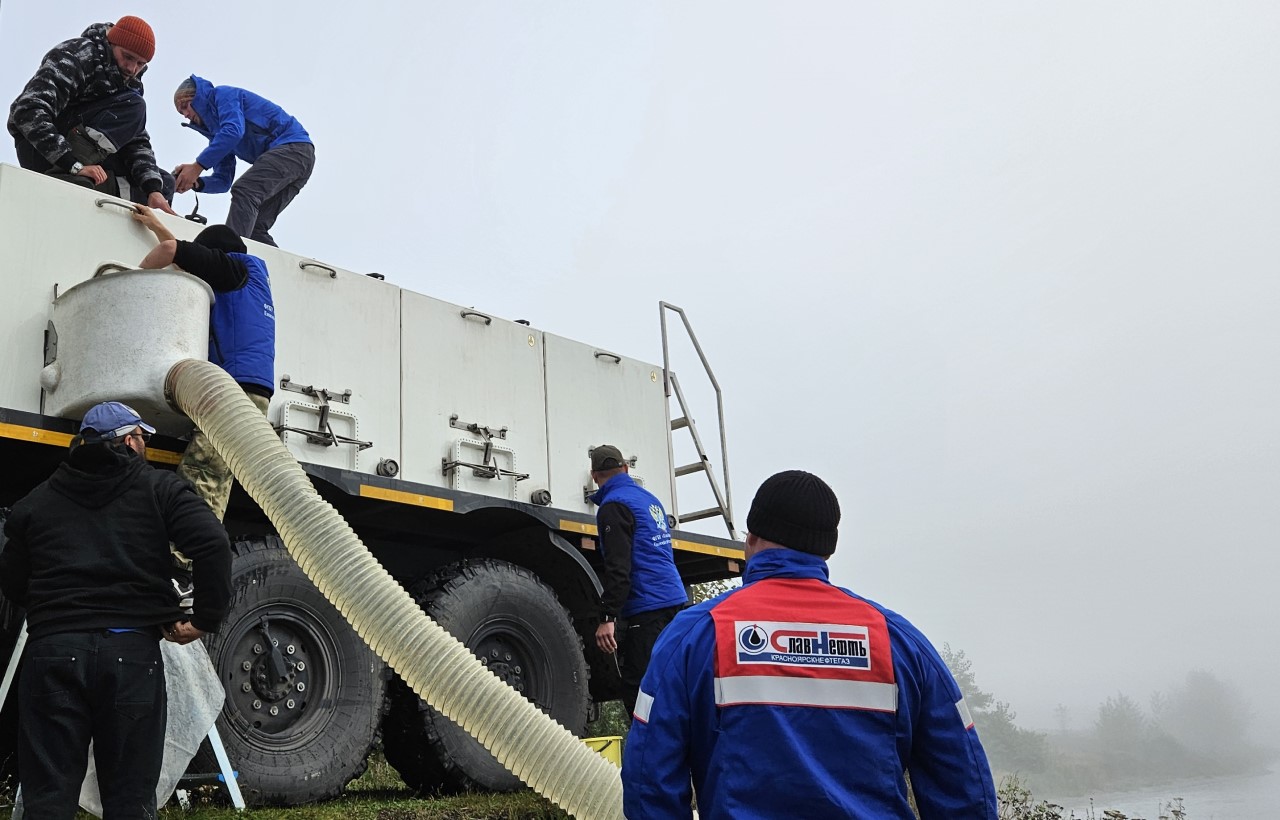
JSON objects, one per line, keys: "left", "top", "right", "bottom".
{"left": 172, "top": 75, "right": 314, "bottom": 247}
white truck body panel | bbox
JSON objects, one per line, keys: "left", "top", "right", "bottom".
{"left": 0, "top": 166, "right": 164, "bottom": 417}
{"left": 270, "top": 259, "right": 402, "bottom": 475}
{"left": 0, "top": 164, "right": 675, "bottom": 506}
{"left": 543, "top": 333, "right": 674, "bottom": 513}
{"left": 400, "top": 291, "right": 550, "bottom": 498}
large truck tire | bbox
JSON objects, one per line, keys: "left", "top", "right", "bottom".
{"left": 0, "top": 509, "right": 20, "bottom": 795}
{"left": 201, "top": 536, "right": 386, "bottom": 805}
{"left": 383, "top": 558, "right": 590, "bottom": 793}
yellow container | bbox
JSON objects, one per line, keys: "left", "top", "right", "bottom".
{"left": 583, "top": 735, "right": 623, "bottom": 767}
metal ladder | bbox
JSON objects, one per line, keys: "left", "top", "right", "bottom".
{"left": 659, "top": 302, "right": 737, "bottom": 538}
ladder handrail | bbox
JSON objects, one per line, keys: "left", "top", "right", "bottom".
{"left": 668, "top": 372, "right": 732, "bottom": 523}
{"left": 659, "top": 301, "right": 736, "bottom": 537}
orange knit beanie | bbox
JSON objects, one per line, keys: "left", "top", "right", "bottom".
{"left": 106, "top": 16, "right": 155, "bottom": 62}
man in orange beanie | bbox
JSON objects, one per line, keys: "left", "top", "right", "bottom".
{"left": 8, "top": 16, "right": 176, "bottom": 213}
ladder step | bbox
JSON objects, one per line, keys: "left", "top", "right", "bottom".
{"left": 679, "top": 507, "right": 725, "bottom": 523}
{"left": 670, "top": 417, "right": 690, "bottom": 431}
{"left": 675, "top": 461, "right": 708, "bottom": 477}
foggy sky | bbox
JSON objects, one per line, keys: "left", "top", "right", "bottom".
{"left": 2, "top": 2, "right": 1276, "bottom": 736}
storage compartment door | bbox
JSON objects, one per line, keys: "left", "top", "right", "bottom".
{"left": 543, "top": 334, "right": 672, "bottom": 515}
{"left": 400, "top": 293, "right": 549, "bottom": 500}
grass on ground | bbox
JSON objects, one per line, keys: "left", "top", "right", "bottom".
{"left": 1, "top": 755, "right": 570, "bottom": 820}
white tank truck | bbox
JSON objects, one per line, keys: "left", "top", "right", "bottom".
{"left": 0, "top": 165, "right": 743, "bottom": 809}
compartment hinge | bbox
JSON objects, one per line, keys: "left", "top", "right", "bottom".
{"left": 275, "top": 375, "right": 372, "bottom": 450}
{"left": 442, "top": 414, "right": 529, "bottom": 481}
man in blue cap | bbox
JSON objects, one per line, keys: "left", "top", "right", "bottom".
{"left": 588, "top": 444, "right": 688, "bottom": 720}
{"left": 0, "top": 401, "right": 231, "bottom": 819}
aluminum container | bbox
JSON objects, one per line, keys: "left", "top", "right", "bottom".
{"left": 40, "top": 267, "right": 213, "bottom": 435}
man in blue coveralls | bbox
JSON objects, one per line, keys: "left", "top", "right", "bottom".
{"left": 622, "top": 470, "right": 998, "bottom": 819}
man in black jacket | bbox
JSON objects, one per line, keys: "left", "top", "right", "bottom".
{"left": 0, "top": 401, "right": 231, "bottom": 820}
{"left": 8, "top": 16, "right": 176, "bottom": 212}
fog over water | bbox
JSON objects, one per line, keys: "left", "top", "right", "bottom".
{"left": 2, "top": 1, "right": 1276, "bottom": 748}
{"left": 1056, "top": 768, "right": 1280, "bottom": 820}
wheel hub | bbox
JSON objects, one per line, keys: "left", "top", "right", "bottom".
{"left": 226, "top": 616, "right": 316, "bottom": 734}
{"left": 476, "top": 638, "right": 528, "bottom": 695}
{"left": 249, "top": 650, "right": 308, "bottom": 702}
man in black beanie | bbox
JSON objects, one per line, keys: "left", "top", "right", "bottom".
{"left": 133, "top": 205, "right": 276, "bottom": 523}
{"left": 621, "top": 470, "right": 998, "bottom": 819}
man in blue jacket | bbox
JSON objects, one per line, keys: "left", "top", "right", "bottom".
{"left": 621, "top": 470, "right": 998, "bottom": 819}
{"left": 171, "top": 75, "right": 313, "bottom": 247}
{"left": 589, "top": 445, "right": 688, "bottom": 719}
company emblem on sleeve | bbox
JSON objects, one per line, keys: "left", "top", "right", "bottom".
{"left": 735, "top": 620, "right": 871, "bottom": 669}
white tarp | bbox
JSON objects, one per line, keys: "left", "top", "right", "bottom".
{"left": 78, "top": 639, "right": 226, "bottom": 817}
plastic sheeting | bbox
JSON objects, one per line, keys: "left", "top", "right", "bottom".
{"left": 78, "top": 639, "right": 225, "bottom": 817}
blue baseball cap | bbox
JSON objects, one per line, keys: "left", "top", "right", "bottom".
{"left": 80, "top": 401, "right": 156, "bottom": 442}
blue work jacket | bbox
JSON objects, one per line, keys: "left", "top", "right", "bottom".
{"left": 622, "top": 548, "right": 998, "bottom": 819}
{"left": 183, "top": 74, "right": 311, "bottom": 194}
{"left": 210, "top": 253, "right": 275, "bottom": 392}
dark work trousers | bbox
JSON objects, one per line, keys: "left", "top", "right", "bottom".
{"left": 226, "top": 141, "right": 315, "bottom": 247}
{"left": 619, "top": 605, "right": 682, "bottom": 718}
{"left": 14, "top": 136, "right": 175, "bottom": 206}
{"left": 18, "top": 630, "right": 166, "bottom": 820}
{"left": 12, "top": 89, "right": 175, "bottom": 205}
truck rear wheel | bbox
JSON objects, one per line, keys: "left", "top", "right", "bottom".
{"left": 201, "top": 536, "right": 386, "bottom": 804}
{"left": 383, "top": 558, "right": 589, "bottom": 793}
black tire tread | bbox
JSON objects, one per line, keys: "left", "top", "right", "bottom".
{"left": 381, "top": 558, "right": 589, "bottom": 794}
{"left": 199, "top": 535, "right": 388, "bottom": 805}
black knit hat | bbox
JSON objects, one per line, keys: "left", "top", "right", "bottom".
{"left": 195, "top": 224, "right": 247, "bottom": 255}
{"left": 746, "top": 470, "right": 841, "bottom": 556}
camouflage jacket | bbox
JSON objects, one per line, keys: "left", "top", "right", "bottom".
{"left": 7, "top": 22, "right": 162, "bottom": 191}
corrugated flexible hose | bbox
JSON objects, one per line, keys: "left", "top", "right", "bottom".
{"left": 166, "top": 359, "right": 623, "bottom": 820}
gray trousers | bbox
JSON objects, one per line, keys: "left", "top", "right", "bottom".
{"left": 226, "top": 141, "right": 314, "bottom": 247}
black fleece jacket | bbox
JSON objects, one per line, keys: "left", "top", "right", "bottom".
{"left": 0, "top": 442, "right": 231, "bottom": 639}
{"left": 597, "top": 502, "right": 636, "bottom": 618}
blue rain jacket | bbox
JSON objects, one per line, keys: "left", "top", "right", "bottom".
{"left": 183, "top": 74, "right": 310, "bottom": 194}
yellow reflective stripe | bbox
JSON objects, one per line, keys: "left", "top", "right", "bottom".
{"left": 672, "top": 538, "right": 745, "bottom": 559}
{"left": 358, "top": 484, "right": 454, "bottom": 511}
{"left": 146, "top": 449, "right": 181, "bottom": 465}
{"left": 559, "top": 519, "right": 597, "bottom": 536}
{"left": 557, "top": 517, "right": 742, "bottom": 558}
{"left": 0, "top": 421, "right": 73, "bottom": 448}
{"left": 0, "top": 421, "right": 181, "bottom": 464}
